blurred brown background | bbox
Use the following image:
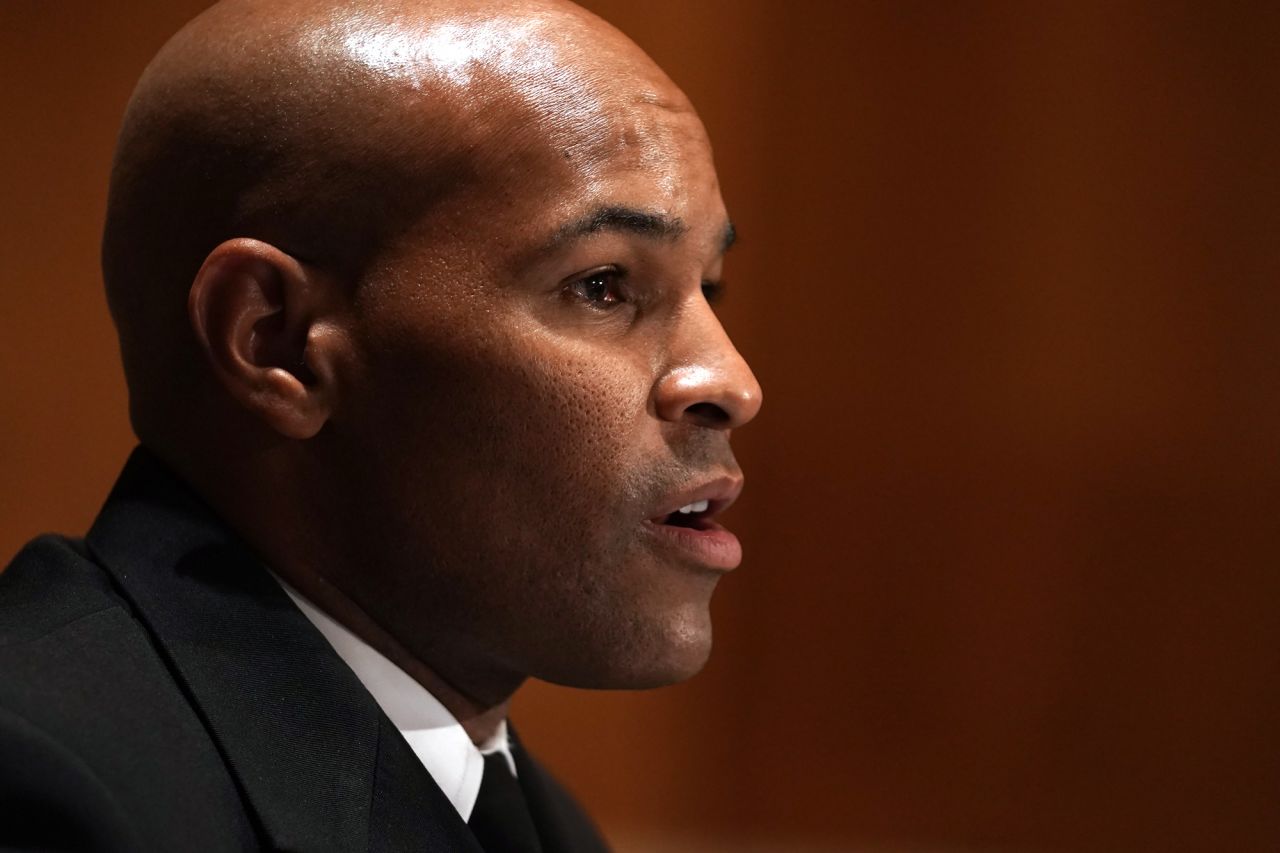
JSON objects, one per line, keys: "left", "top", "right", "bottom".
{"left": 2, "top": 2, "right": 1278, "bottom": 851}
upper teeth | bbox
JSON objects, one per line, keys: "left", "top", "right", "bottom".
{"left": 676, "top": 500, "right": 709, "bottom": 515}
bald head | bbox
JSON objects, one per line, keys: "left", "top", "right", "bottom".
{"left": 103, "top": 0, "right": 688, "bottom": 443}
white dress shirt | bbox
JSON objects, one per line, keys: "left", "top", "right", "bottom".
{"left": 274, "top": 578, "right": 516, "bottom": 821}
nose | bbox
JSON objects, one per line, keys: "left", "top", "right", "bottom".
{"left": 654, "top": 305, "right": 763, "bottom": 430}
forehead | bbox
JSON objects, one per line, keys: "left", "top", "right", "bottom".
{"left": 335, "top": 11, "right": 727, "bottom": 272}
{"left": 322, "top": 4, "right": 698, "bottom": 148}
{"left": 450, "top": 22, "right": 718, "bottom": 205}
{"left": 493, "top": 101, "right": 728, "bottom": 275}
{"left": 560, "top": 87, "right": 712, "bottom": 183}
{"left": 412, "top": 74, "right": 722, "bottom": 252}
{"left": 514, "top": 50, "right": 724, "bottom": 227}
{"left": 370, "top": 100, "right": 728, "bottom": 307}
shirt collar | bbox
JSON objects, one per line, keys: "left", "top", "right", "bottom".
{"left": 274, "top": 576, "right": 514, "bottom": 821}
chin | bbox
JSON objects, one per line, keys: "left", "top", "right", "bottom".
{"left": 538, "top": 606, "right": 716, "bottom": 690}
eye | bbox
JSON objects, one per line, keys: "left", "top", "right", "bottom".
{"left": 566, "top": 267, "right": 626, "bottom": 309}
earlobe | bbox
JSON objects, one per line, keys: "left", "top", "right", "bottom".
{"left": 188, "top": 238, "right": 342, "bottom": 440}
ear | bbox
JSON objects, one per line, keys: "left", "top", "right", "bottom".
{"left": 188, "top": 238, "right": 348, "bottom": 439}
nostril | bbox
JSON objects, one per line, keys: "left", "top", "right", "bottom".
{"left": 655, "top": 362, "right": 761, "bottom": 428}
{"left": 684, "top": 401, "right": 730, "bottom": 428}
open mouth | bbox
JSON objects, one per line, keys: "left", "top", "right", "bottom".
{"left": 659, "top": 499, "right": 714, "bottom": 530}
{"left": 641, "top": 477, "right": 744, "bottom": 571}
{"left": 643, "top": 495, "right": 741, "bottom": 571}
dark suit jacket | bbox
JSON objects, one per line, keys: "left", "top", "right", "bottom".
{"left": 0, "top": 448, "right": 608, "bottom": 852}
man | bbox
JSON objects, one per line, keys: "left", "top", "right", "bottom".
{"left": 0, "top": 0, "right": 761, "bottom": 849}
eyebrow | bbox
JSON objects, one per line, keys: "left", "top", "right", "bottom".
{"left": 537, "top": 205, "right": 738, "bottom": 256}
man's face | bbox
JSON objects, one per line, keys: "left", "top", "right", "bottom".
{"left": 328, "top": 61, "right": 761, "bottom": 696}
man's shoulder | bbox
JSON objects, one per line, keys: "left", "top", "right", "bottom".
{"left": 0, "top": 533, "right": 256, "bottom": 851}
{"left": 0, "top": 532, "right": 160, "bottom": 708}
{"left": 0, "top": 534, "right": 185, "bottom": 718}
{"left": 0, "top": 533, "right": 128, "bottom": 645}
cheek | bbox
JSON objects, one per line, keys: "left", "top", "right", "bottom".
{"left": 342, "top": 320, "right": 717, "bottom": 687}
{"left": 476, "top": 345, "right": 655, "bottom": 545}
{"left": 367, "top": 328, "right": 657, "bottom": 569}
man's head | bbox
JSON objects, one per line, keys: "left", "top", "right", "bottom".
{"left": 103, "top": 0, "right": 761, "bottom": 706}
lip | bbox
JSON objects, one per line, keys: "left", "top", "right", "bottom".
{"left": 642, "top": 476, "right": 745, "bottom": 572}
{"left": 648, "top": 476, "right": 744, "bottom": 521}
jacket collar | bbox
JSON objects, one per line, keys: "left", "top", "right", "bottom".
{"left": 85, "top": 447, "right": 480, "bottom": 852}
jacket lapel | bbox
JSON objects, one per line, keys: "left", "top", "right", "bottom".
{"left": 368, "top": 713, "right": 484, "bottom": 852}
{"left": 85, "top": 448, "right": 479, "bottom": 852}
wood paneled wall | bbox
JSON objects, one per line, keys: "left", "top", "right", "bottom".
{"left": 2, "top": 2, "right": 1277, "bottom": 850}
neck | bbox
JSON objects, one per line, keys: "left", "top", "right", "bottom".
{"left": 166, "top": 441, "right": 524, "bottom": 745}
{"left": 282, "top": 567, "right": 519, "bottom": 745}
